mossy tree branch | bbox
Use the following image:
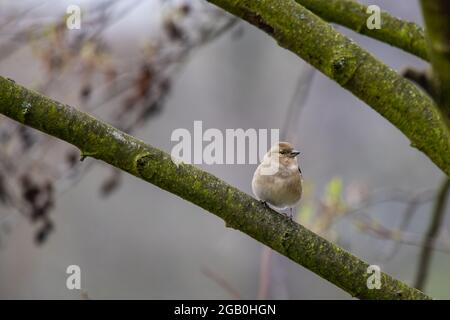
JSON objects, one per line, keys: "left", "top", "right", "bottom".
{"left": 0, "top": 76, "right": 431, "bottom": 299}
{"left": 420, "top": 1, "right": 450, "bottom": 121}
{"left": 295, "top": 0, "right": 428, "bottom": 61}
{"left": 206, "top": 0, "right": 450, "bottom": 177}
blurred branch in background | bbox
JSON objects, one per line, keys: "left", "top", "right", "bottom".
{"left": 0, "top": 76, "right": 431, "bottom": 299}
{"left": 258, "top": 64, "right": 316, "bottom": 300}
{"left": 414, "top": 178, "right": 450, "bottom": 291}
{"left": 201, "top": 267, "right": 242, "bottom": 299}
{"left": 296, "top": 180, "right": 449, "bottom": 255}
{"left": 210, "top": 180, "right": 445, "bottom": 298}
{"left": 420, "top": 0, "right": 450, "bottom": 123}
{"left": 0, "top": 0, "right": 237, "bottom": 244}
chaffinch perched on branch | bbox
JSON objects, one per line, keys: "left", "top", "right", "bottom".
{"left": 252, "top": 142, "right": 303, "bottom": 218}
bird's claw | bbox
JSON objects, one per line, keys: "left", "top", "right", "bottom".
{"left": 287, "top": 208, "right": 294, "bottom": 220}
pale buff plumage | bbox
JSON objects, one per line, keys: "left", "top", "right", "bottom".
{"left": 252, "top": 142, "right": 303, "bottom": 212}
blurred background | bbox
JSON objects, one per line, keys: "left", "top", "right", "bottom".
{"left": 0, "top": 0, "right": 448, "bottom": 299}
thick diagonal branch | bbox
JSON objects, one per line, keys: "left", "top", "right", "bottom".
{"left": 206, "top": 0, "right": 450, "bottom": 177}
{"left": 0, "top": 76, "right": 430, "bottom": 299}
{"left": 296, "top": 0, "right": 428, "bottom": 61}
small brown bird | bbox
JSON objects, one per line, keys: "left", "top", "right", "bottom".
{"left": 252, "top": 142, "right": 303, "bottom": 218}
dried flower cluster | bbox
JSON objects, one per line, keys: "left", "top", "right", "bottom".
{"left": 0, "top": 0, "right": 236, "bottom": 244}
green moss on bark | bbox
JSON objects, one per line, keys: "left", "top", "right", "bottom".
{"left": 296, "top": 0, "right": 428, "bottom": 60}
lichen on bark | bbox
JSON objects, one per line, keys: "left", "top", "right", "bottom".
{"left": 295, "top": 0, "right": 428, "bottom": 60}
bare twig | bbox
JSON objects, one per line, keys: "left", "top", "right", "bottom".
{"left": 414, "top": 178, "right": 450, "bottom": 291}
{"left": 354, "top": 215, "right": 450, "bottom": 254}
{"left": 257, "top": 247, "right": 272, "bottom": 299}
{"left": 201, "top": 267, "right": 242, "bottom": 299}
{"left": 384, "top": 191, "right": 434, "bottom": 261}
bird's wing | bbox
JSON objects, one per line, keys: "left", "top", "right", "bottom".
{"left": 298, "top": 166, "right": 302, "bottom": 175}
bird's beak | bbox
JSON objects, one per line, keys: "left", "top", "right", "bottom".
{"left": 290, "top": 150, "right": 300, "bottom": 157}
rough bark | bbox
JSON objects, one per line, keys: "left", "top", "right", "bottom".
{"left": 296, "top": 0, "right": 428, "bottom": 60}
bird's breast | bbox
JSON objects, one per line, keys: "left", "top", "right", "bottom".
{"left": 252, "top": 164, "right": 302, "bottom": 208}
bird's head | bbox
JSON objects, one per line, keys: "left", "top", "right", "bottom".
{"left": 268, "top": 142, "right": 300, "bottom": 159}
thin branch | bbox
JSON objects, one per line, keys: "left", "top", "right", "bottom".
{"left": 206, "top": 0, "right": 450, "bottom": 177}
{"left": 201, "top": 267, "right": 242, "bottom": 299}
{"left": 257, "top": 247, "right": 272, "bottom": 299}
{"left": 414, "top": 178, "right": 450, "bottom": 291}
{"left": 329, "top": 188, "right": 435, "bottom": 228}
{"left": 354, "top": 215, "right": 450, "bottom": 255}
{"left": 0, "top": 76, "right": 431, "bottom": 299}
{"left": 384, "top": 191, "right": 434, "bottom": 261}
{"left": 295, "top": 0, "right": 428, "bottom": 61}
{"left": 281, "top": 65, "right": 315, "bottom": 142}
